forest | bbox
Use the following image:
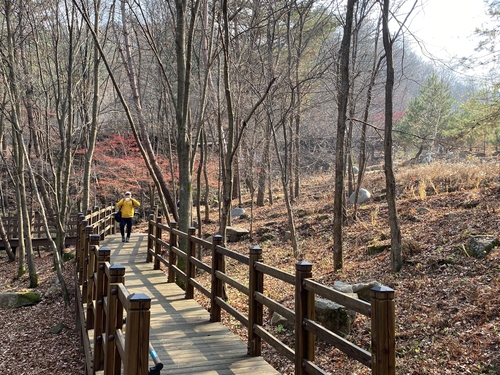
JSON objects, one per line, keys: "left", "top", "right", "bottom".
{"left": 0, "top": 0, "right": 500, "bottom": 374}
{"left": 1, "top": 0, "right": 500, "bottom": 372}
{"left": 1, "top": 0, "right": 498, "bottom": 281}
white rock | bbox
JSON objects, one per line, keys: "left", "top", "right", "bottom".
{"left": 349, "top": 189, "right": 371, "bottom": 204}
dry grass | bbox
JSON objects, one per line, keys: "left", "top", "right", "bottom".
{"left": 396, "top": 158, "right": 499, "bottom": 197}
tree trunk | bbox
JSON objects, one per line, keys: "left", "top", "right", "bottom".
{"left": 271, "top": 123, "right": 300, "bottom": 257}
{"left": 4, "top": 1, "right": 32, "bottom": 282}
{"left": 0, "top": 218, "right": 15, "bottom": 261}
{"left": 354, "top": 17, "right": 383, "bottom": 219}
{"left": 119, "top": 1, "right": 178, "bottom": 223}
{"left": 75, "top": 1, "right": 178, "bottom": 226}
{"left": 333, "top": 0, "right": 356, "bottom": 271}
{"left": 82, "top": 0, "right": 102, "bottom": 214}
{"left": 256, "top": 122, "right": 271, "bottom": 206}
{"left": 195, "top": 128, "right": 205, "bottom": 255}
{"left": 382, "top": 0, "right": 403, "bottom": 272}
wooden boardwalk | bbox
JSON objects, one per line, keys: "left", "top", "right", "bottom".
{"left": 102, "top": 233, "right": 279, "bottom": 375}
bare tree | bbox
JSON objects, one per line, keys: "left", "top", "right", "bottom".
{"left": 382, "top": 0, "right": 402, "bottom": 272}
{"left": 352, "top": 10, "right": 384, "bottom": 218}
{"left": 74, "top": 0, "right": 179, "bottom": 225}
{"left": 0, "top": 217, "right": 15, "bottom": 261}
{"left": 2, "top": 0, "right": 70, "bottom": 297}
{"left": 81, "top": 0, "right": 104, "bottom": 213}
{"left": 3, "top": 0, "right": 37, "bottom": 284}
{"left": 333, "top": 0, "right": 357, "bottom": 271}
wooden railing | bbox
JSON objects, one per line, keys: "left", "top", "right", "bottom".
{"left": 1, "top": 204, "right": 116, "bottom": 249}
{"left": 146, "top": 214, "right": 396, "bottom": 375}
{"left": 75, "top": 206, "right": 154, "bottom": 375}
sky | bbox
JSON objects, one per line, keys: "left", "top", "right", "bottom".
{"left": 401, "top": 0, "right": 491, "bottom": 67}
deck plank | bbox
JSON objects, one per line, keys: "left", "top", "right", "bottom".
{"left": 104, "top": 234, "right": 279, "bottom": 374}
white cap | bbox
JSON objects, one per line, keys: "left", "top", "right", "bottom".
{"left": 124, "top": 191, "right": 131, "bottom": 195}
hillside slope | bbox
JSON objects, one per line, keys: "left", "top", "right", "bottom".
{"left": 0, "top": 159, "right": 498, "bottom": 374}
{"left": 198, "top": 160, "right": 500, "bottom": 374}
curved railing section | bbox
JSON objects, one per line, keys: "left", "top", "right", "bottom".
{"left": 75, "top": 206, "right": 157, "bottom": 375}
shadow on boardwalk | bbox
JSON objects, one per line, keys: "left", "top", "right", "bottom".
{"left": 103, "top": 234, "right": 279, "bottom": 375}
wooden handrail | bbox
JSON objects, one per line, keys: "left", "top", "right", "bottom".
{"left": 146, "top": 216, "right": 396, "bottom": 375}
{"left": 2, "top": 204, "right": 116, "bottom": 250}
{"left": 74, "top": 206, "right": 153, "bottom": 375}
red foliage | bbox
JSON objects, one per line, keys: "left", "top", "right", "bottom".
{"left": 74, "top": 134, "right": 176, "bottom": 204}
{"left": 73, "top": 133, "right": 221, "bottom": 209}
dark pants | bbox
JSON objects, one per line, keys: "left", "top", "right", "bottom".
{"left": 120, "top": 217, "right": 133, "bottom": 238}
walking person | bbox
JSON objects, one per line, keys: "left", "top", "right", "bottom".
{"left": 116, "top": 191, "right": 140, "bottom": 242}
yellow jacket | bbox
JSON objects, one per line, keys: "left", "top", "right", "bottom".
{"left": 116, "top": 198, "right": 140, "bottom": 218}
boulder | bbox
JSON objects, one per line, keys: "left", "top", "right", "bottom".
{"left": 230, "top": 207, "right": 246, "bottom": 217}
{"left": 270, "top": 312, "right": 293, "bottom": 329}
{"left": 351, "top": 281, "right": 382, "bottom": 302}
{"left": 349, "top": 189, "right": 371, "bottom": 204}
{"left": 346, "top": 165, "right": 359, "bottom": 174}
{"left": 333, "top": 280, "right": 353, "bottom": 293}
{"left": 422, "top": 152, "right": 435, "bottom": 163}
{"left": 49, "top": 322, "right": 68, "bottom": 334}
{"left": 62, "top": 250, "right": 75, "bottom": 262}
{"left": 466, "top": 236, "right": 499, "bottom": 259}
{"left": 367, "top": 241, "right": 390, "bottom": 255}
{"left": 226, "top": 226, "right": 249, "bottom": 242}
{"left": 259, "top": 233, "right": 276, "bottom": 242}
{"left": 44, "top": 285, "right": 59, "bottom": 298}
{"left": 0, "top": 291, "right": 41, "bottom": 308}
{"left": 333, "top": 280, "right": 381, "bottom": 302}
{"left": 315, "top": 296, "right": 357, "bottom": 335}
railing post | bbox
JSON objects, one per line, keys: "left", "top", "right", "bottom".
{"left": 109, "top": 204, "right": 113, "bottom": 236}
{"left": 111, "top": 203, "right": 117, "bottom": 235}
{"left": 167, "top": 221, "right": 176, "bottom": 282}
{"left": 146, "top": 213, "right": 155, "bottom": 263}
{"left": 93, "top": 247, "right": 111, "bottom": 372}
{"left": 86, "top": 234, "right": 100, "bottom": 330}
{"left": 77, "top": 217, "right": 87, "bottom": 286}
{"left": 371, "top": 286, "right": 395, "bottom": 375}
{"left": 210, "top": 234, "right": 223, "bottom": 322}
{"left": 82, "top": 225, "right": 94, "bottom": 305}
{"left": 104, "top": 264, "right": 126, "bottom": 375}
{"left": 93, "top": 206, "right": 100, "bottom": 233}
{"left": 295, "top": 261, "right": 314, "bottom": 375}
{"left": 248, "top": 246, "right": 263, "bottom": 356}
{"left": 98, "top": 204, "right": 104, "bottom": 240}
{"left": 104, "top": 205, "right": 109, "bottom": 237}
{"left": 86, "top": 208, "right": 92, "bottom": 225}
{"left": 75, "top": 213, "right": 85, "bottom": 335}
{"left": 75, "top": 213, "right": 84, "bottom": 259}
{"left": 124, "top": 293, "right": 151, "bottom": 375}
{"left": 185, "top": 227, "right": 196, "bottom": 299}
{"left": 154, "top": 216, "right": 163, "bottom": 271}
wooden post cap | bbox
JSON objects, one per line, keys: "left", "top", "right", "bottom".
{"left": 296, "top": 261, "right": 312, "bottom": 272}
{"left": 128, "top": 293, "right": 152, "bottom": 309}
{"left": 250, "top": 246, "right": 262, "bottom": 255}
{"left": 371, "top": 286, "right": 395, "bottom": 299}
{"left": 90, "top": 234, "right": 101, "bottom": 243}
{"left": 98, "top": 247, "right": 111, "bottom": 256}
{"left": 109, "top": 264, "right": 126, "bottom": 276}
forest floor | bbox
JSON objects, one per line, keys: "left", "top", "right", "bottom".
{"left": 0, "top": 157, "right": 499, "bottom": 374}
{"left": 0, "top": 253, "right": 84, "bottom": 374}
